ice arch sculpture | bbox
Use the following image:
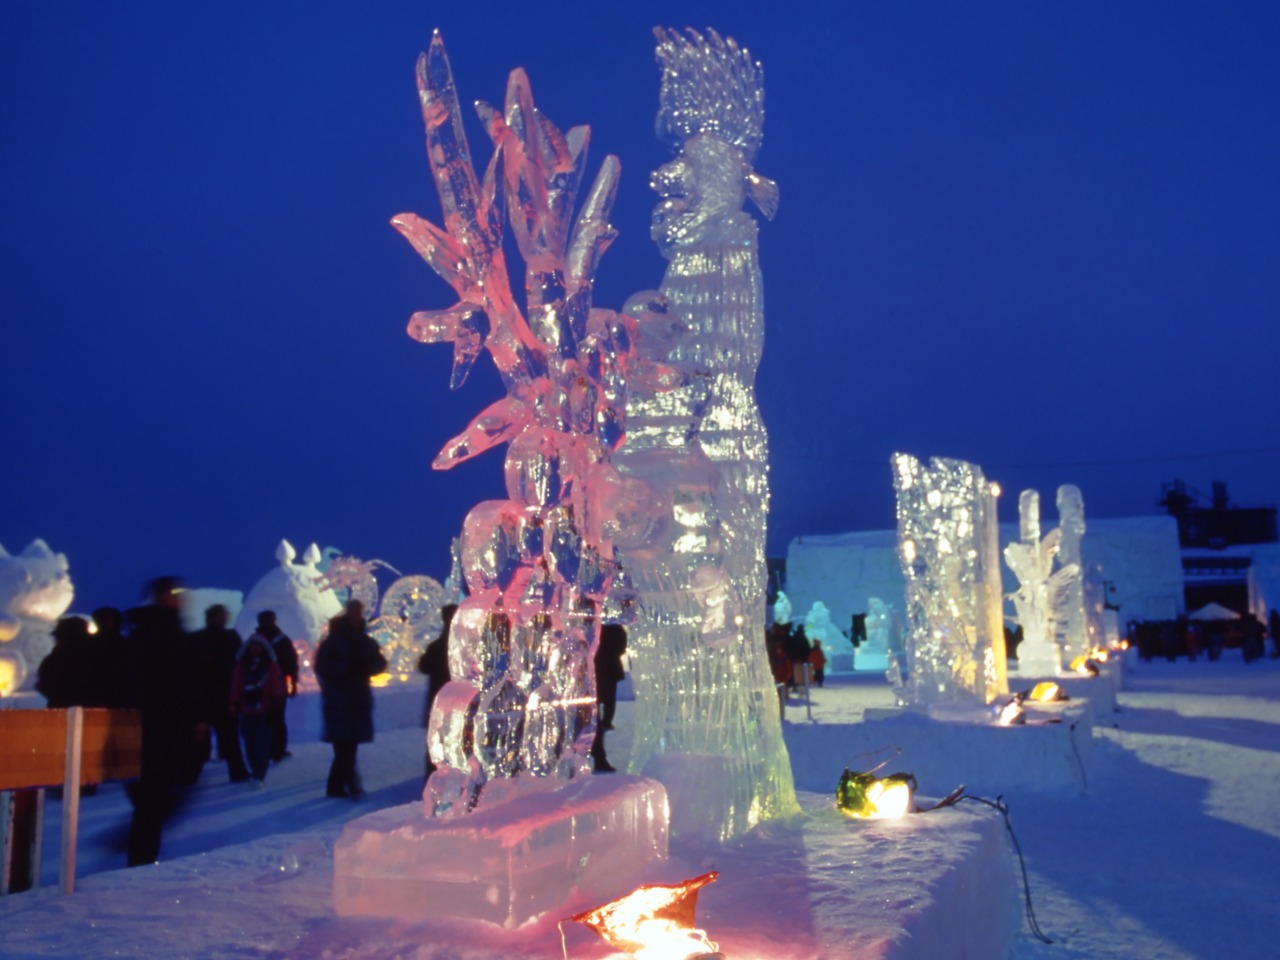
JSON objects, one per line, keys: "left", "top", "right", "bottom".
{"left": 891, "top": 454, "right": 1007, "bottom": 706}
{"left": 611, "top": 28, "right": 797, "bottom": 842}
{"left": 395, "top": 33, "right": 635, "bottom": 816}
{"left": 1003, "top": 490, "right": 1078, "bottom": 676}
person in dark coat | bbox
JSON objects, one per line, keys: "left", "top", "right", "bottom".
{"left": 189, "top": 604, "right": 249, "bottom": 782}
{"left": 125, "top": 576, "right": 200, "bottom": 867}
{"left": 314, "top": 600, "right": 386, "bottom": 799}
{"left": 251, "top": 610, "right": 299, "bottom": 762}
{"left": 590, "top": 623, "right": 628, "bottom": 773}
{"left": 417, "top": 603, "right": 456, "bottom": 779}
{"left": 36, "top": 616, "right": 96, "bottom": 708}
{"left": 1270, "top": 609, "right": 1280, "bottom": 659}
{"left": 229, "top": 634, "right": 286, "bottom": 785}
{"left": 785, "top": 624, "right": 812, "bottom": 690}
{"left": 90, "top": 607, "right": 131, "bottom": 708}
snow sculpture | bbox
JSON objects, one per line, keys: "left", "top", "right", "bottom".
{"left": 1055, "top": 485, "right": 1090, "bottom": 659}
{"left": 857, "top": 597, "right": 895, "bottom": 674}
{"left": 1003, "top": 490, "right": 1077, "bottom": 675}
{"left": 891, "top": 454, "right": 1008, "bottom": 706}
{"left": 611, "top": 27, "right": 796, "bottom": 842}
{"left": 235, "top": 540, "right": 343, "bottom": 676}
{"left": 396, "top": 33, "right": 635, "bottom": 816}
{"left": 0, "top": 539, "right": 74, "bottom": 692}
{"left": 772, "top": 590, "right": 792, "bottom": 626}
{"left": 804, "top": 600, "right": 852, "bottom": 663}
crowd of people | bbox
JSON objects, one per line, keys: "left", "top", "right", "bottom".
{"left": 766, "top": 621, "right": 826, "bottom": 692}
{"left": 33, "top": 577, "right": 393, "bottom": 866}
{"left": 1128, "top": 609, "right": 1280, "bottom": 663}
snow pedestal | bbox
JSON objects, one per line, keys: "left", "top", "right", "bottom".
{"left": 333, "top": 774, "right": 668, "bottom": 929}
{"left": 785, "top": 702, "right": 1092, "bottom": 797}
{"left": 1008, "top": 670, "right": 1118, "bottom": 719}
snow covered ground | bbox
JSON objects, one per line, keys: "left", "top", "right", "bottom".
{"left": 2, "top": 654, "right": 1278, "bottom": 958}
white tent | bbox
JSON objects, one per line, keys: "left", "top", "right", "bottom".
{"left": 1187, "top": 602, "right": 1240, "bottom": 621}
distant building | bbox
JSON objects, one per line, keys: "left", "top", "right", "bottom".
{"left": 1159, "top": 480, "right": 1278, "bottom": 615}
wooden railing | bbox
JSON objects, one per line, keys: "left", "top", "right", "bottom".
{"left": 0, "top": 707, "right": 141, "bottom": 894}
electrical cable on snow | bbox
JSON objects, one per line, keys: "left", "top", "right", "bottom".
{"left": 955, "top": 794, "right": 1054, "bottom": 945}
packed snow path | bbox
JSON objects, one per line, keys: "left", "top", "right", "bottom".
{"left": 2, "top": 656, "right": 1277, "bottom": 958}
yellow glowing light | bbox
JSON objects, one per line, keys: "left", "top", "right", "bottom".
{"left": 998, "top": 698, "right": 1024, "bottom": 725}
{"left": 370, "top": 672, "right": 392, "bottom": 688}
{"left": 0, "top": 658, "right": 18, "bottom": 697}
{"left": 1087, "top": 645, "right": 1110, "bottom": 662}
{"left": 569, "top": 871, "right": 719, "bottom": 958}
{"left": 1027, "top": 681, "right": 1062, "bottom": 702}
{"left": 990, "top": 482, "right": 1002, "bottom": 498}
{"left": 1069, "top": 655, "right": 1099, "bottom": 676}
{"left": 864, "top": 779, "right": 913, "bottom": 819}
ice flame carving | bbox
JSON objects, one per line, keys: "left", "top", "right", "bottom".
{"left": 1003, "top": 490, "right": 1078, "bottom": 676}
{"left": 396, "top": 33, "right": 635, "bottom": 815}
{"left": 611, "top": 28, "right": 797, "bottom": 842}
{"left": 892, "top": 454, "right": 1008, "bottom": 706}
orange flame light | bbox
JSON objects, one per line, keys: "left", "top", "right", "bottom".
{"left": 997, "top": 698, "right": 1025, "bottom": 725}
{"left": 1069, "top": 655, "right": 1100, "bottom": 676}
{"left": 1027, "top": 681, "right": 1065, "bottom": 702}
{"left": 568, "top": 871, "right": 720, "bottom": 959}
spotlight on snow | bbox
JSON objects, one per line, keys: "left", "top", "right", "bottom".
{"left": 0, "top": 652, "right": 24, "bottom": 697}
{"left": 997, "top": 697, "right": 1025, "bottom": 726}
{"left": 567, "top": 871, "right": 722, "bottom": 959}
{"left": 1025, "top": 682, "right": 1067, "bottom": 702}
{"left": 1069, "top": 655, "right": 1100, "bottom": 677}
{"left": 836, "top": 768, "right": 916, "bottom": 819}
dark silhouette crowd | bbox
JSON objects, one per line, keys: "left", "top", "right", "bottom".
{"left": 1128, "top": 609, "right": 1280, "bottom": 663}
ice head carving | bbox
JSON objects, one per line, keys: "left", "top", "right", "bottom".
{"left": 396, "top": 33, "right": 633, "bottom": 815}
{"left": 891, "top": 454, "right": 1008, "bottom": 707}
{"left": 610, "top": 27, "right": 797, "bottom": 843}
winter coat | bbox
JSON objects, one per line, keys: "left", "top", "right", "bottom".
{"left": 418, "top": 633, "right": 451, "bottom": 727}
{"left": 230, "top": 638, "right": 287, "bottom": 718}
{"left": 257, "top": 625, "right": 300, "bottom": 693}
{"left": 808, "top": 646, "right": 827, "bottom": 670}
{"left": 190, "top": 625, "right": 243, "bottom": 722}
{"left": 125, "top": 604, "right": 199, "bottom": 727}
{"left": 314, "top": 617, "right": 387, "bottom": 744}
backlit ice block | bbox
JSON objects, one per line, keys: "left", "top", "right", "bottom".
{"left": 333, "top": 775, "right": 668, "bottom": 928}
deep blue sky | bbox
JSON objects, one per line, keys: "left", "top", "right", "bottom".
{"left": 3, "top": 1, "right": 1278, "bottom": 610}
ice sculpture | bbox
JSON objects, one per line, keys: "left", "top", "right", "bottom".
{"left": 1003, "top": 490, "right": 1078, "bottom": 676}
{"left": 803, "top": 600, "right": 852, "bottom": 663}
{"left": 772, "top": 590, "right": 792, "bottom": 626}
{"left": 0, "top": 539, "right": 74, "bottom": 692}
{"left": 857, "top": 597, "right": 895, "bottom": 674}
{"left": 396, "top": 32, "right": 636, "bottom": 816}
{"left": 891, "top": 454, "right": 1007, "bottom": 706}
{"left": 610, "top": 27, "right": 796, "bottom": 842}
{"left": 1055, "top": 485, "right": 1090, "bottom": 659}
{"left": 367, "top": 573, "right": 449, "bottom": 683}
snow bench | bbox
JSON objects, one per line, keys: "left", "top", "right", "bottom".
{"left": 0, "top": 706, "right": 141, "bottom": 894}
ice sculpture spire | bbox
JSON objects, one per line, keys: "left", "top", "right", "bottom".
{"left": 1003, "top": 489, "right": 1077, "bottom": 676}
{"left": 610, "top": 27, "right": 797, "bottom": 842}
{"left": 395, "top": 32, "right": 635, "bottom": 815}
{"left": 892, "top": 454, "right": 1008, "bottom": 706}
{"left": 1055, "top": 484, "right": 1090, "bottom": 659}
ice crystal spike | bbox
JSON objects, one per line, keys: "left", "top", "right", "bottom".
{"left": 612, "top": 28, "right": 797, "bottom": 844}
{"left": 892, "top": 453, "right": 1008, "bottom": 707}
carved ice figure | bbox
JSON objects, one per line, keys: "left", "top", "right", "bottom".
{"left": 891, "top": 454, "right": 1008, "bottom": 706}
{"left": 1055, "top": 484, "right": 1090, "bottom": 659}
{"left": 395, "top": 33, "right": 634, "bottom": 816}
{"left": 0, "top": 539, "right": 74, "bottom": 692}
{"left": 611, "top": 28, "right": 796, "bottom": 843}
{"left": 1003, "top": 490, "right": 1077, "bottom": 675}
{"left": 803, "top": 600, "right": 852, "bottom": 662}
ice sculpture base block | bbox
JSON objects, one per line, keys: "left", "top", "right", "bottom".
{"left": 786, "top": 702, "right": 1093, "bottom": 796}
{"left": 332, "top": 775, "right": 669, "bottom": 929}
{"left": 1008, "top": 669, "right": 1118, "bottom": 718}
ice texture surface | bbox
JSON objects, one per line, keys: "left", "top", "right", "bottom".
{"left": 611, "top": 28, "right": 797, "bottom": 843}
{"left": 395, "top": 33, "right": 635, "bottom": 811}
{"left": 1054, "top": 484, "right": 1090, "bottom": 659}
{"left": 333, "top": 774, "right": 669, "bottom": 929}
{"left": 891, "top": 454, "right": 1008, "bottom": 706}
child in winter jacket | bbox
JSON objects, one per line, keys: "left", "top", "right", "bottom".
{"left": 230, "top": 635, "right": 287, "bottom": 786}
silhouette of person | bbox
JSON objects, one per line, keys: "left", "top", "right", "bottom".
{"left": 315, "top": 600, "right": 386, "bottom": 799}
{"left": 418, "top": 603, "right": 456, "bottom": 779}
{"left": 125, "top": 576, "right": 199, "bottom": 867}
{"left": 250, "top": 611, "right": 299, "bottom": 762}
{"left": 190, "top": 604, "right": 249, "bottom": 782}
{"left": 591, "top": 623, "right": 627, "bottom": 773}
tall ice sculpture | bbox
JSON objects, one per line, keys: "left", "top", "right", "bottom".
{"left": 610, "top": 28, "right": 797, "bottom": 842}
{"left": 891, "top": 454, "right": 1007, "bottom": 706}
{"left": 1003, "top": 489, "right": 1078, "bottom": 676}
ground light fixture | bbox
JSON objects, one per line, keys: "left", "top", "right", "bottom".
{"left": 836, "top": 767, "right": 917, "bottom": 819}
{"left": 566, "top": 871, "right": 723, "bottom": 959}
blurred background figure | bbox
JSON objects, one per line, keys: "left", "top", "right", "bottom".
{"left": 590, "top": 623, "right": 628, "bottom": 774}
{"left": 125, "top": 576, "right": 198, "bottom": 867}
{"left": 417, "top": 603, "right": 456, "bottom": 780}
{"left": 229, "top": 633, "right": 286, "bottom": 787}
{"left": 315, "top": 600, "right": 386, "bottom": 799}
{"left": 191, "top": 604, "right": 249, "bottom": 782}
{"left": 249, "top": 610, "right": 299, "bottom": 763}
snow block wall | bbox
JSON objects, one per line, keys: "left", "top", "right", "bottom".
{"left": 786, "top": 515, "right": 1184, "bottom": 644}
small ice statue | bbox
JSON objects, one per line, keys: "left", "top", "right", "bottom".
{"left": 857, "top": 597, "right": 894, "bottom": 674}
{"left": 1055, "top": 484, "right": 1090, "bottom": 660}
{"left": 395, "top": 33, "right": 635, "bottom": 815}
{"left": 1003, "top": 490, "right": 1078, "bottom": 676}
{"left": 892, "top": 454, "right": 1008, "bottom": 706}
{"left": 772, "top": 590, "right": 792, "bottom": 627}
{"left": 610, "top": 28, "right": 796, "bottom": 842}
